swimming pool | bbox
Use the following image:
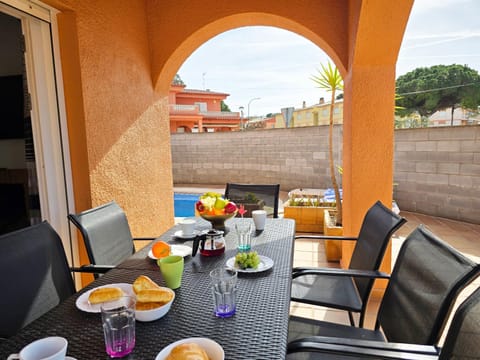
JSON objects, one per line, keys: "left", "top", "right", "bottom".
{"left": 174, "top": 193, "right": 200, "bottom": 217}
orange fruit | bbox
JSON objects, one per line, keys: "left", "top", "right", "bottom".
{"left": 214, "top": 208, "right": 224, "bottom": 215}
{"left": 152, "top": 241, "right": 171, "bottom": 258}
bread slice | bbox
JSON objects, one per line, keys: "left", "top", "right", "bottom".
{"left": 133, "top": 275, "right": 161, "bottom": 294}
{"left": 136, "top": 288, "right": 173, "bottom": 304}
{"left": 88, "top": 287, "right": 124, "bottom": 304}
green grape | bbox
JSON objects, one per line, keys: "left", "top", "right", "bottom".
{"left": 235, "top": 251, "right": 260, "bottom": 269}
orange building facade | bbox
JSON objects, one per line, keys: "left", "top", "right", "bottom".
{"left": 169, "top": 83, "right": 241, "bottom": 133}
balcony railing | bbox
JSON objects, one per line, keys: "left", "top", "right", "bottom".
{"left": 200, "top": 111, "right": 240, "bottom": 118}
{"left": 169, "top": 104, "right": 199, "bottom": 114}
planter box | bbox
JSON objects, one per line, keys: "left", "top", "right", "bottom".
{"left": 283, "top": 203, "right": 335, "bottom": 233}
{"left": 323, "top": 209, "right": 343, "bottom": 261}
{"left": 230, "top": 199, "right": 265, "bottom": 218}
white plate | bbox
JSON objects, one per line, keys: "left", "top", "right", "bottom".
{"left": 173, "top": 230, "right": 200, "bottom": 239}
{"left": 75, "top": 283, "right": 135, "bottom": 313}
{"left": 148, "top": 245, "right": 192, "bottom": 260}
{"left": 66, "top": 357, "right": 77, "bottom": 360}
{"left": 155, "top": 337, "right": 224, "bottom": 360}
{"left": 225, "top": 255, "right": 274, "bottom": 273}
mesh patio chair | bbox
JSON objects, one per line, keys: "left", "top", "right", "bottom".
{"left": 224, "top": 183, "right": 280, "bottom": 218}
{"left": 287, "top": 225, "right": 480, "bottom": 359}
{"left": 287, "top": 285, "right": 480, "bottom": 360}
{"left": 292, "top": 200, "right": 407, "bottom": 327}
{"left": 0, "top": 221, "right": 76, "bottom": 338}
{"left": 68, "top": 200, "right": 155, "bottom": 278}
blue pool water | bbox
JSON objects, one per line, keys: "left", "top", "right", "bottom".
{"left": 174, "top": 193, "right": 200, "bottom": 217}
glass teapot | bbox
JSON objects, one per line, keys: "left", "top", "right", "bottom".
{"left": 192, "top": 229, "right": 225, "bottom": 257}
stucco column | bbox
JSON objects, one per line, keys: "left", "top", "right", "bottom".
{"left": 342, "top": 65, "right": 396, "bottom": 294}
{"left": 340, "top": 1, "right": 413, "bottom": 294}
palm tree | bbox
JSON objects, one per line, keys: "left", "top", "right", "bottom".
{"left": 311, "top": 62, "right": 343, "bottom": 225}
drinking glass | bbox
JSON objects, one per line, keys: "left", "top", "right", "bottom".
{"left": 235, "top": 221, "right": 253, "bottom": 252}
{"left": 101, "top": 296, "right": 136, "bottom": 358}
{"left": 210, "top": 267, "right": 238, "bottom": 318}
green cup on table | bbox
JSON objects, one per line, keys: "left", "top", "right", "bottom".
{"left": 157, "top": 255, "right": 184, "bottom": 289}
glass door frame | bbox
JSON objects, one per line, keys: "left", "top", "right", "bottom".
{"left": 1, "top": 0, "right": 79, "bottom": 285}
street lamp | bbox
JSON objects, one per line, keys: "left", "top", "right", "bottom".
{"left": 239, "top": 106, "right": 244, "bottom": 131}
{"left": 247, "top": 97, "right": 261, "bottom": 122}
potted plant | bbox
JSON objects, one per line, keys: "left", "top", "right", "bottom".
{"left": 312, "top": 62, "right": 344, "bottom": 260}
{"left": 283, "top": 190, "right": 336, "bottom": 232}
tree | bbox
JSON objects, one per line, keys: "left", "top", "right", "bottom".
{"left": 311, "top": 62, "right": 344, "bottom": 225}
{"left": 396, "top": 64, "right": 480, "bottom": 126}
{"left": 172, "top": 74, "right": 185, "bottom": 86}
{"left": 221, "top": 101, "right": 231, "bottom": 112}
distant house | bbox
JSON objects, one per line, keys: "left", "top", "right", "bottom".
{"left": 428, "top": 107, "right": 480, "bottom": 126}
{"left": 169, "top": 82, "right": 241, "bottom": 133}
{"left": 273, "top": 98, "right": 344, "bottom": 128}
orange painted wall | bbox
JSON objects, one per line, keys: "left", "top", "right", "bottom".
{"left": 45, "top": 0, "right": 175, "bottom": 238}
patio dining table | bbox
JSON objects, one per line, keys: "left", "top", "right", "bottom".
{"left": 0, "top": 217, "right": 295, "bottom": 359}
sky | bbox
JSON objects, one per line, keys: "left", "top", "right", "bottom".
{"left": 177, "top": 0, "right": 480, "bottom": 117}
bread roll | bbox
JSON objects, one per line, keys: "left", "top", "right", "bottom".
{"left": 166, "top": 343, "right": 209, "bottom": 360}
{"left": 136, "top": 301, "right": 165, "bottom": 311}
{"left": 88, "top": 287, "right": 124, "bottom": 304}
{"left": 136, "top": 288, "right": 173, "bottom": 303}
{"left": 133, "top": 275, "right": 161, "bottom": 294}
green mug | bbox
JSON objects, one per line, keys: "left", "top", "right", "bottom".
{"left": 157, "top": 255, "right": 184, "bottom": 289}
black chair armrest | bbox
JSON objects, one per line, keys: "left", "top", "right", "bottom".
{"left": 293, "top": 336, "right": 439, "bottom": 354}
{"left": 292, "top": 267, "right": 390, "bottom": 280}
{"left": 287, "top": 338, "right": 439, "bottom": 359}
{"left": 133, "top": 237, "right": 156, "bottom": 242}
{"left": 70, "top": 264, "right": 114, "bottom": 274}
{"left": 295, "top": 235, "right": 358, "bottom": 241}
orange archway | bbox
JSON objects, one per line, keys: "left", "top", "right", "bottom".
{"left": 147, "top": 1, "right": 413, "bottom": 272}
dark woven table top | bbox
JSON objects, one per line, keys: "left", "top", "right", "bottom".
{"left": 0, "top": 218, "right": 295, "bottom": 359}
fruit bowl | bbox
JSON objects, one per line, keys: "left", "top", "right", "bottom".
{"left": 199, "top": 211, "right": 237, "bottom": 232}
{"left": 196, "top": 192, "right": 238, "bottom": 233}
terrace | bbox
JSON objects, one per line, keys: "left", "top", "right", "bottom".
{"left": 2, "top": 1, "right": 479, "bottom": 357}
{"left": 175, "top": 184, "right": 480, "bottom": 333}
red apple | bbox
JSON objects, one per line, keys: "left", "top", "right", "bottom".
{"left": 224, "top": 201, "right": 237, "bottom": 214}
{"left": 195, "top": 200, "right": 205, "bottom": 213}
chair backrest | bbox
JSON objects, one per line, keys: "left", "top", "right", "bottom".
{"left": 377, "top": 225, "right": 480, "bottom": 345}
{"left": 224, "top": 183, "right": 280, "bottom": 218}
{"left": 68, "top": 201, "right": 135, "bottom": 268}
{"left": 440, "top": 286, "right": 480, "bottom": 359}
{"left": 0, "top": 221, "right": 75, "bottom": 337}
{"left": 349, "top": 200, "right": 407, "bottom": 308}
